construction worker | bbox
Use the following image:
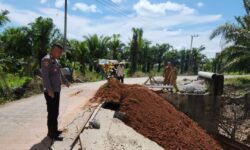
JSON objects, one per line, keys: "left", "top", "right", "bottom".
{"left": 168, "top": 63, "right": 179, "bottom": 92}
{"left": 117, "top": 63, "right": 125, "bottom": 83}
{"left": 163, "top": 62, "right": 172, "bottom": 85}
{"left": 41, "top": 43, "right": 70, "bottom": 141}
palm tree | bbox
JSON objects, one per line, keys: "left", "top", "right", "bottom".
{"left": 69, "top": 40, "right": 89, "bottom": 73}
{"left": 0, "top": 10, "right": 9, "bottom": 54}
{"left": 0, "top": 10, "right": 9, "bottom": 28}
{"left": 140, "top": 39, "right": 152, "bottom": 72}
{"left": 84, "top": 34, "right": 110, "bottom": 71}
{"left": 1, "top": 27, "right": 32, "bottom": 58}
{"left": 29, "top": 17, "right": 62, "bottom": 67}
{"left": 0, "top": 27, "right": 33, "bottom": 75}
{"left": 210, "top": 0, "right": 250, "bottom": 72}
{"left": 191, "top": 46, "right": 206, "bottom": 74}
{"left": 129, "top": 28, "right": 143, "bottom": 74}
{"left": 109, "top": 34, "right": 124, "bottom": 60}
{"left": 164, "top": 49, "right": 180, "bottom": 68}
{"left": 155, "top": 43, "right": 172, "bottom": 72}
{"left": 98, "top": 35, "right": 110, "bottom": 58}
{"left": 0, "top": 10, "right": 11, "bottom": 98}
{"left": 179, "top": 49, "right": 189, "bottom": 74}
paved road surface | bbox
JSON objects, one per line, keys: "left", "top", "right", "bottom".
{"left": 0, "top": 75, "right": 248, "bottom": 150}
{"left": 0, "top": 77, "right": 151, "bottom": 150}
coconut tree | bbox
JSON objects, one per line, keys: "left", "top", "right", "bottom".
{"left": 210, "top": 0, "right": 250, "bottom": 72}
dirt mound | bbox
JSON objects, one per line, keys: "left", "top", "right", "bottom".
{"left": 93, "top": 79, "right": 222, "bottom": 150}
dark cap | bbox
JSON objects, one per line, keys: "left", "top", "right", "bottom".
{"left": 52, "top": 43, "right": 63, "bottom": 50}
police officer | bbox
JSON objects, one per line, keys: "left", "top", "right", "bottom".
{"left": 41, "top": 43, "right": 70, "bottom": 141}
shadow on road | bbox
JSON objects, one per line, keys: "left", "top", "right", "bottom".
{"left": 30, "top": 136, "right": 53, "bottom": 150}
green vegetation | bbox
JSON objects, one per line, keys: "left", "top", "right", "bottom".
{"left": 0, "top": 0, "right": 249, "bottom": 103}
{"left": 224, "top": 76, "right": 250, "bottom": 86}
{"left": 210, "top": 0, "right": 250, "bottom": 73}
{"left": 1, "top": 74, "right": 31, "bottom": 89}
{"left": 0, "top": 74, "right": 32, "bottom": 104}
{"left": 224, "top": 77, "right": 250, "bottom": 97}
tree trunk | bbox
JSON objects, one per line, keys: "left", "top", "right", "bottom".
{"left": 157, "top": 62, "right": 161, "bottom": 72}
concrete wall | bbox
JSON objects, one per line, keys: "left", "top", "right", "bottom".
{"left": 160, "top": 93, "right": 221, "bottom": 133}
{"left": 160, "top": 92, "right": 250, "bottom": 134}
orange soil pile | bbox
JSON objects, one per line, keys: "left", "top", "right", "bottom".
{"left": 92, "top": 79, "right": 222, "bottom": 150}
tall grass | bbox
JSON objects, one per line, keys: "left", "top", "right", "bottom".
{"left": 0, "top": 74, "right": 32, "bottom": 104}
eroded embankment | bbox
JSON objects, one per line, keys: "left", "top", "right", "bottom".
{"left": 91, "top": 79, "right": 222, "bottom": 150}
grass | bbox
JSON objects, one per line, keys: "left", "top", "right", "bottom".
{"left": 224, "top": 76, "right": 250, "bottom": 86}
{"left": 0, "top": 74, "right": 32, "bottom": 104}
{"left": 125, "top": 68, "right": 164, "bottom": 78}
{"left": 224, "top": 76, "right": 250, "bottom": 97}
{"left": 4, "top": 74, "right": 31, "bottom": 88}
{"left": 73, "top": 70, "right": 103, "bottom": 82}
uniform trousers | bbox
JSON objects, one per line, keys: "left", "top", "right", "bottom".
{"left": 44, "top": 92, "right": 60, "bottom": 137}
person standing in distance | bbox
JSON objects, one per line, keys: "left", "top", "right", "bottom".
{"left": 41, "top": 43, "right": 70, "bottom": 141}
{"left": 163, "top": 62, "right": 172, "bottom": 85}
{"left": 116, "top": 62, "right": 125, "bottom": 83}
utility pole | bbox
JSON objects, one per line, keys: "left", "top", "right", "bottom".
{"left": 63, "top": 0, "right": 68, "bottom": 51}
{"left": 188, "top": 34, "right": 199, "bottom": 74}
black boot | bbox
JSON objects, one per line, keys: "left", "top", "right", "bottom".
{"left": 55, "top": 130, "right": 63, "bottom": 136}
{"left": 48, "top": 133, "right": 63, "bottom": 141}
{"left": 51, "top": 135, "right": 63, "bottom": 141}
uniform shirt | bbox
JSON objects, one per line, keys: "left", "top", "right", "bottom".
{"left": 41, "top": 54, "right": 68, "bottom": 92}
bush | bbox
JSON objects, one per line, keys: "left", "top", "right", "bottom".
{"left": 225, "top": 77, "right": 250, "bottom": 86}
{"left": 73, "top": 70, "right": 103, "bottom": 82}
{"left": 0, "top": 74, "right": 32, "bottom": 104}
{"left": 131, "top": 71, "right": 147, "bottom": 78}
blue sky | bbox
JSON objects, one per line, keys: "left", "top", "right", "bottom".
{"left": 0, "top": 0, "right": 246, "bottom": 57}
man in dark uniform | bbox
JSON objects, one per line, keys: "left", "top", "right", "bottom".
{"left": 41, "top": 43, "right": 70, "bottom": 141}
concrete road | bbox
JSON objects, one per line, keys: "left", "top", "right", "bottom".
{"left": 0, "top": 78, "right": 150, "bottom": 150}
{"left": 0, "top": 75, "right": 248, "bottom": 150}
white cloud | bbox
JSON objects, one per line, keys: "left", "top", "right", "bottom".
{"left": 73, "top": 2, "right": 97, "bottom": 13}
{"left": 112, "top": 0, "right": 123, "bottom": 4}
{"left": 0, "top": 1, "right": 222, "bottom": 57}
{"left": 134, "top": 0, "right": 195, "bottom": 16}
{"left": 55, "top": 0, "right": 64, "bottom": 8}
{"left": 0, "top": 2, "right": 40, "bottom": 25}
{"left": 197, "top": 2, "right": 204, "bottom": 8}
{"left": 40, "top": 0, "right": 47, "bottom": 4}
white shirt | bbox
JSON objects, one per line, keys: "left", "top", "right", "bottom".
{"left": 117, "top": 65, "right": 124, "bottom": 77}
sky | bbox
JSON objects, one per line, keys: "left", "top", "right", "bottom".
{"left": 0, "top": 0, "right": 245, "bottom": 57}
